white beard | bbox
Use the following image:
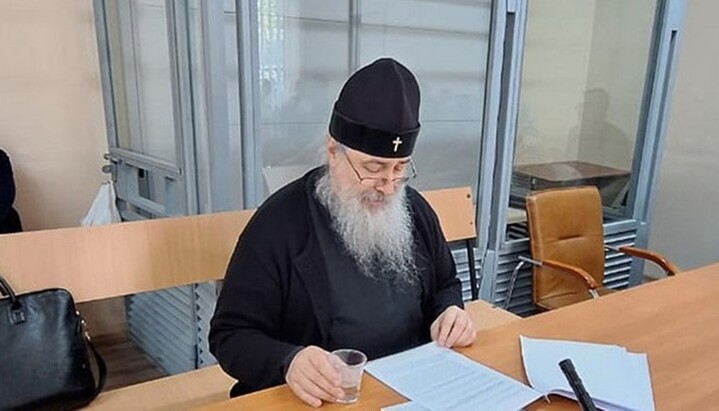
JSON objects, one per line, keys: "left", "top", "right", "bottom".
{"left": 315, "top": 169, "right": 418, "bottom": 284}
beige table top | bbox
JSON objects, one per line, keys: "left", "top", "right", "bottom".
{"left": 471, "top": 262, "right": 719, "bottom": 410}
{"left": 89, "top": 366, "right": 235, "bottom": 411}
{"left": 199, "top": 262, "right": 719, "bottom": 410}
{"left": 197, "top": 300, "right": 519, "bottom": 410}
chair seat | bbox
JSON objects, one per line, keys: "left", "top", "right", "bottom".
{"left": 537, "top": 286, "right": 615, "bottom": 311}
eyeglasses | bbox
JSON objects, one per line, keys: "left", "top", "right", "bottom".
{"left": 343, "top": 152, "right": 417, "bottom": 186}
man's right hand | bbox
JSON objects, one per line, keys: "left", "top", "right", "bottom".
{"left": 285, "top": 346, "right": 344, "bottom": 407}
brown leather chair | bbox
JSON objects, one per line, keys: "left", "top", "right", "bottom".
{"left": 522, "top": 186, "right": 678, "bottom": 311}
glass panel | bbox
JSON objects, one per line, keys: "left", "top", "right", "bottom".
{"left": 187, "top": 0, "right": 241, "bottom": 153}
{"left": 224, "top": 4, "right": 242, "bottom": 167}
{"left": 104, "top": 0, "right": 178, "bottom": 163}
{"left": 187, "top": 0, "right": 243, "bottom": 210}
{"left": 359, "top": 0, "right": 493, "bottom": 192}
{"left": 187, "top": 0, "right": 205, "bottom": 151}
{"left": 257, "top": 0, "right": 350, "bottom": 195}
{"left": 507, "top": 0, "right": 658, "bottom": 238}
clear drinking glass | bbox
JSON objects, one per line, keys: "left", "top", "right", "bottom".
{"left": 329, "top": 349, "right": 368, "bottom": 404}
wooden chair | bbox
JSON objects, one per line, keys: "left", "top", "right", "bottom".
{"left": 509, "top": 186, "right": 678, "bottom": 311}
{"left": 421, "top": 187, "right": 479, "bottom": 300}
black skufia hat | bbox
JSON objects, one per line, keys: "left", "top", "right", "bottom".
{"left": 329, "top": 58, "right": 420, "bottom": 158}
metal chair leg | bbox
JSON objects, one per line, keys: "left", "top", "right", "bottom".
{"left": 504, "top": 256, "right": 537, "bottom": 310}
{"left": 466, "top": 240, "right": 479, "bottom": 301}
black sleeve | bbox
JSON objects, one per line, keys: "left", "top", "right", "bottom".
{"left": 208, "top": 222, "right": 301, "bottom": 391}
{"left": 428, "top": 207, "right": 464, "bottom": 319}
{"left": 0, "top": 150, "right": 16, "bottom": 220}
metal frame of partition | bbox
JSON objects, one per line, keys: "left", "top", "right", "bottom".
{"left": 627, "top": 0, "right": 687, "bottom": 284}
{"left": 93, "top": 0, "right": 196, "bottom": 219}
{"left": 348, "top": 0, "right": 361, "bottom": 72}
{"left": 236, "top": 0, "right": 263, "bottom": 208}
{"left": 195, "top": 0, "right": 239, "bottom": 213}
{"left": 476, "top": 0, "right": 528, "bottom": 302}
{"left": 166, "top": 0, "right": 198, "bottom": 216}
{"left": 478, "top": 0, "right": 687, "bottom": 313}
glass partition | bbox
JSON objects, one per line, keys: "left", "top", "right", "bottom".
{"left": 104, "top": 0, "right": 178, "bottom": 163}
{"left": 256, "top": 0, "right": 351, "bottom": 194}
{"left": 255, "top": 0, "right": 493, "bottom": 196}
{"left": 358, "top": 0, "right": 492, "bottom": 192}
{"left": 507, "top": 0, "right": 659, "bottom": 239}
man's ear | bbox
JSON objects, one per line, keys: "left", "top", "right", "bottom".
{"left": 326, "top": 135, "right": 338, "bottom": 159}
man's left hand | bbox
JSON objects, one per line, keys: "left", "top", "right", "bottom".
{"left": 430, "top": 305, "right": 476, "bottom": 348}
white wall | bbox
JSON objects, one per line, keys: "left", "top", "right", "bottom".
{"left": 648, "top": 0, "right": 719, "bottom": 271}
{"left": 0, "top": 0, "right": 108, "bottom": 231}
{"left": 0, "top": 0, "right": 123, "bottom": 336}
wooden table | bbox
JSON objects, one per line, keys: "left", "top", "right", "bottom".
{"left": 199, "top": 262, "right": 719, "bottom": 410}
{"left": 197, "top": 300, "right": 520, "bottom": 410}
{"left": 513, "top": 161, "right": 630, "bottom": 184}
{"left": 466, "top": 262, "right": 719, "bottom": 410}
{"left": 89, "top": 366, "right": 235, "bottom": 411}
{"left": 513, "top": 160, "right": 630, "bottom": 206}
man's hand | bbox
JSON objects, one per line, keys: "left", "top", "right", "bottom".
{"left": 285, "top": 346, "right": 344, "bottom": 407}
{"left": 430, "top": 305, "right": 476, "bottom": 348}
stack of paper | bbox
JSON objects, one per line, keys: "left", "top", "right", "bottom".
{"left": 520, "top": 336, "right": 655, "bottom": 411}
{"left": 366, "top": 343, "right": 543, "bottom": 411}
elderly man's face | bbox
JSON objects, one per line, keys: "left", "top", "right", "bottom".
{"left": 326, "top": 137, "right": 411, "bottom": 211}
{"left": 318, "top": 137, "right": 418, "bottom": 282}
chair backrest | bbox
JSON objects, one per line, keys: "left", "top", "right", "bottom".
{"left": 422, "top": 186, "right": 479, "bottom": 299}
{"left": 421, "top": 186, "right": 476, "bottom": 242}
{"left": 525, "top": 186, "right": 605, "bottom": 306}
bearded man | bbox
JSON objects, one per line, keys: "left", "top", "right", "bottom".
{"left": 209, "top": 58, "right": 475, "bottom": 407}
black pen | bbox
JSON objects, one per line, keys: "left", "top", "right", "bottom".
{"left": 559, "top": 358, "right": 598, "bottom": 411}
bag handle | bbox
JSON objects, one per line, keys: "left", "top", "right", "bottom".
{"left": 80, "top": 315, "right": 108, "bottom": 397}
{"left": 0, "top": 274, "right": 19, "bottom": 306}
{"left": 1, "top": 274, "right": 26, "bottom": 324}
{"left": 86, "top": 336, "right": 108, "bottom": 396}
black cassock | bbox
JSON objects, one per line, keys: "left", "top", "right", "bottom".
{"left": 209, "top": 167, "right": 462, "bottom": 395}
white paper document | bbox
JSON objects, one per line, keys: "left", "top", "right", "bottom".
{"left": 381, "top": 401, "right": 431, "bottom": 411}
{"left": 520, "top": 336, "right": 655, "bottom": 411}
{"left": 366, "top": 343, "right": 543, "bottom": 411}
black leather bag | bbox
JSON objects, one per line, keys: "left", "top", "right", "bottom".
{"left": 0, "top": 275, "right": 107, "bottom": 411}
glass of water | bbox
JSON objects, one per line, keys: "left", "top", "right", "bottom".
{"left": 329, "top": 349, "right": 368, "bottom": 404}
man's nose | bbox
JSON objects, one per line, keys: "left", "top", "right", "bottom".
{"left": 375, "top": 178, "right": 396, "bottom": 196}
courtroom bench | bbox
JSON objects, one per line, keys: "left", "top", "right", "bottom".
{"left": 0, "top": 186, "right": 510, "bottom": 410}
{"left": 0, "top": 210, "right": 251, "bottom": 410}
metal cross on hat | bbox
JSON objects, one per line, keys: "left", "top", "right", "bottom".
{"left": 392, "top": 136, "right": 403, "bottom": 153}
